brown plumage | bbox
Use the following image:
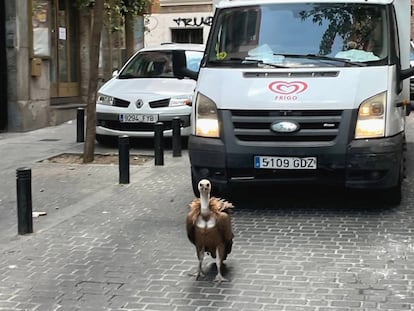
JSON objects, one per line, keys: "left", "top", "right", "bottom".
{"left": 186, "top": 179, "right": 234, "bottom": 283}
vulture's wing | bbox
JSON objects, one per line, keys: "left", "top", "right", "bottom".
{"left": 186, "top": 213, "right": 196, "bottom": 245}
{"left": 186, "top": 199, "right": 200, "bottom": 245}
{"left": 216, "top": 212, "right": 234, "bottom": 242}
{"left": 215, "top": 197, "right": 234, "bottom": 213}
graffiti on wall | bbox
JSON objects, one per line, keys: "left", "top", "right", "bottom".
{"left": 173, "top": 17, "right": 213, "bottom": 27}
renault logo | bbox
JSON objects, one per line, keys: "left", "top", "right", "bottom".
{"left": 136, "top": 99, "right": 144, "bottom": 108}
{"left": 270, "top": 121, "right": 300, "bottom": 133}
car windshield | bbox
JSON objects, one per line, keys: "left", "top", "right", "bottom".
{"left": 207, "top": 3, "right": 388, "bottom": 68}
{"left": 119, "top": 50, "right": 203, "bottom": 79}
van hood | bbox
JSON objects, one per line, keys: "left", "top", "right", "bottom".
{"left": 98, "top": 77, "right": 196, "bottom": 101}
{"left": 197, "top": 67, "right": 390, "bottom": 110}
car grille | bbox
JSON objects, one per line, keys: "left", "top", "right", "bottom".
{"left": 97, "top": 120, "right": 173, "bottom": 132}
{"left": 113, "top": 98, "right": 130, "bottom": 108}
{"left": 230, "top": 109, "right": 343, "bottom": 142}
{"left": 149, "top": 98, "right": 170, "bottom": 108}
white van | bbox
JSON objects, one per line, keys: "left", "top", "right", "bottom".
{"left": 175, "top": 0, "right": 414, "bottom": 204}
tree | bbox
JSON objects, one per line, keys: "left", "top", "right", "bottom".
{"left": 82, "top": 0, "right": 105, "bottom": 163}
{"left": 75, "top": 0, "right": 150, "bottom": 163}
{"left": 120, "top": 0, "right": 150, "bottom": 58}
{"left": 299, "top": 4, "right": 379, "bottom": 55}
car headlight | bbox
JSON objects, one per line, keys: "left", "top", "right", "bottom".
{"left": 97, "top": 93, "right": 113, "bottom": 106}
{"left": 355, "top": 92, "right": 386, "bottom": 139}
{"left": 169, "top": 95, "right": 192, "bottom": 107}
{"left": 195, "top": 93, "right": 219, "bottom": 138}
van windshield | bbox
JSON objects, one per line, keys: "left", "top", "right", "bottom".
{"left": 207, "top": 3, "right": 388, "bottom": 68}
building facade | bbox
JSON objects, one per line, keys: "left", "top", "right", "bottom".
{"left": 1, "top": 0, "right": 86, "bottom": 132}
{"left": 145, "top": 0, "right": 213, "bottom": 47}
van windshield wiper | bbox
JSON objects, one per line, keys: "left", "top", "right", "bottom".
{"left": 274, "top": 53, "right": 366, "bottom": 67}
{"left": 208, "top": 58, "right": 287, "bottom": 68}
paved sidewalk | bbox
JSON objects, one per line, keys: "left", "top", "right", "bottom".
{"left": 0, "top": 120, "right": 177, "bottom": 248}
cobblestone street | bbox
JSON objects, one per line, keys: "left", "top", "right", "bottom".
{"left": 1, "top": 121, "right": 414, "bottom": 310}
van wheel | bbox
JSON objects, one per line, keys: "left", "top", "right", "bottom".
{"left": 191, "top": 170, "right": 200, "bottom": 197}
{"left": 382, "top": 185, "right": 402, "bottom": 206}
{"left": 382, "top": 143, "right": 405, "bottom": 206}
{"left": 191, "top": 170, "right": 226, "bottom": 197}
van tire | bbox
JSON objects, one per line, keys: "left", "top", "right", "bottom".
{"left": 382, "top": 141, "right": 405, "bottom": 206}
{"left": 191, "top": 170, "right": 226, "bottom": 198}
{"left": 191, "top": 170, "right": 200, "bottom": 197}
{"left": 382, "top": 184, "right": 402, "bottom": 206}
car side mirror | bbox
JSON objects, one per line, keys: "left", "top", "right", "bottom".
{"left": 112, "top": 70, "right": 119, "bottom": 77}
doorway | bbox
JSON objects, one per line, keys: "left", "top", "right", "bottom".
{"left": 0, "top": 0, "right": 7, "bottom": 130}
{"left": 50, "top": 0, "right": 79, "bottom": 98}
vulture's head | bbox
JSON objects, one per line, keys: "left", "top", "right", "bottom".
{"left": 198, "top": 179, "right": 211, "bottom": 196}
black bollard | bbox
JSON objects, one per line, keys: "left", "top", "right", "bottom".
{"left": 118, "top": 135, "right": 130, "bottom": 184}
{"left": 16, "top": 167, "right": 33, "bottom": 235}
{"left": 76, "top": 108, "right": 85, "bottom": 143}
{"left": 154, "top": 122, "right": 164, "bottom": 166}
{"left": 172, "top": 117, "right": 182, "bottom": 157}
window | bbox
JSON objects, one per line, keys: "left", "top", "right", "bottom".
{"left": 171, "top": 28, "right": 203, "bottom": 44}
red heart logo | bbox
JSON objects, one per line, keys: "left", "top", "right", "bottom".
{"left": 268, "top": 81, "right": 308, "bottom": 95}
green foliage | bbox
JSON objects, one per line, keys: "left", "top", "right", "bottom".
{"left": 74, "top": 0, "right": 150, "bottom": 16}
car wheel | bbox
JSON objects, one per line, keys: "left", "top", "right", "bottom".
{"left": 96, "top": 134, "right": 116, "bottom": 146}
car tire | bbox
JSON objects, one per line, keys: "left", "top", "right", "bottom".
{"left": 96, "top": 134, "right": 116, "bottom": 146}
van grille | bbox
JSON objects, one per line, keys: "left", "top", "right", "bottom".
{"left": 230, "top": 110, "right": 343, "bottom": 142}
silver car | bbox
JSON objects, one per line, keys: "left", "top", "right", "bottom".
{"left": 95, "top": 43, "right": 204, "bottom": 144}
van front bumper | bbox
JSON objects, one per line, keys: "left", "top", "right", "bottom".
{"left": 189, "top": 133, "right": 404, "bottom": 190}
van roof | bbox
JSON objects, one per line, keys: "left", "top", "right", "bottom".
{"left": 216, "top": 0, "right": 393, "bottom": 9}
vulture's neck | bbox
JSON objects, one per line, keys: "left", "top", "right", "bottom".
{"left": 200, "top": 191, "right": 210, "bottom": 218}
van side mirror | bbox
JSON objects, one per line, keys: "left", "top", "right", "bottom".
{"left": 400, "top": 66, "right": 414, "bottom": 81}
{"left": 172, "top": 50, "right": 199, "bottom": 81}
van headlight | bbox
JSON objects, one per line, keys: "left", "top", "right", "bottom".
{"left": 195, "top": 93, "right": 219, "bottom": 138}
{"left": 169, "top": 95, "right": 192, "bottom": 107}
{"left": 97, "top": 93, "right": 113, "bottom": 106}
{"left": 355, "top": 92, "right": 386, "bottom": 139}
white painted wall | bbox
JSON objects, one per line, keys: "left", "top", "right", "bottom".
{"left": 144, "top": 12, "right": 213, "bottom": 47}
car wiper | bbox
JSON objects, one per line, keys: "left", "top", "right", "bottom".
{"left": 274, "top": 53, "right": 366, "bottom": 67}
{"left": 118, "top": 73, "right": 141, "bottom": 79}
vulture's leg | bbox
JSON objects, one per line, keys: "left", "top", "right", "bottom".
{"left": 196, "top": 248, "right": 205, "bottom": 280}
{"left": 214, "top": 248, "right": 228, "bottom": 284}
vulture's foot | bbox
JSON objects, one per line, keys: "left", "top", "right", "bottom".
{"left": 196, "top": 270, "right": 205, "bottom": 280}
{"left": 214, "top": 274, "right": 228, "bottom": 284}
{"left": 188, "top": 270, "right": 205, "bottom": 280}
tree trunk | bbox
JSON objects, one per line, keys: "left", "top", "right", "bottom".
{"left": 83, "top": 0, "right": 105, "bottom": 163}
{"left": 79, "top": 9, "right": 91, "bottom": 106}
{"left": 125, "top": 12, "right": 136, "bottom": 60}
